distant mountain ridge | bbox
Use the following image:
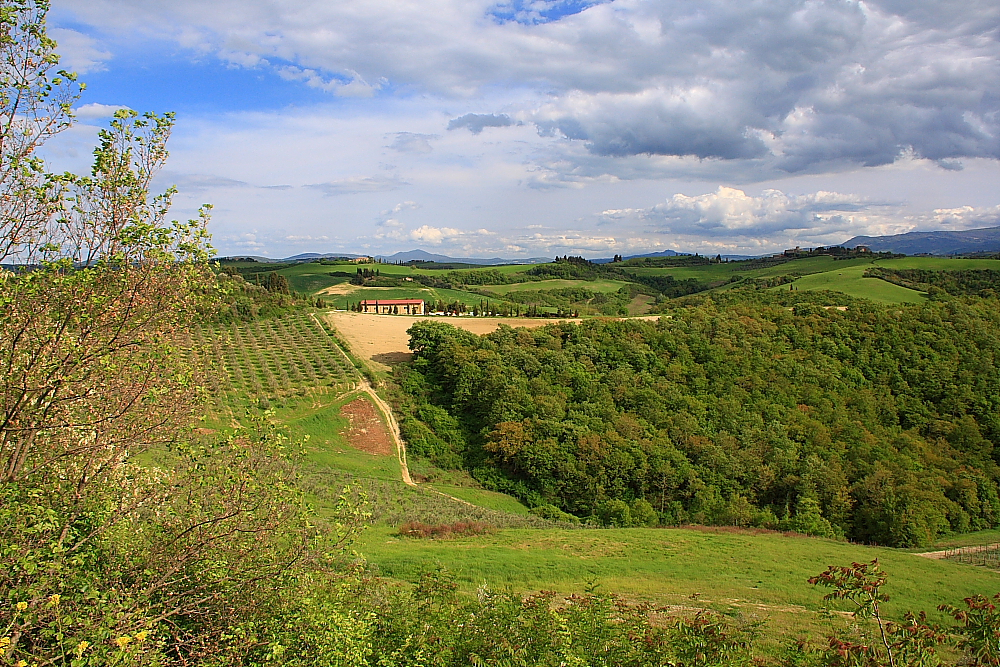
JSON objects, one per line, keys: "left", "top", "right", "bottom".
{"left": 217, "top": 252, "right": 367, "bottom": 263}
{"left": 218, "top": 249, "right": 549, "bottom": 265}
{"left": 591, "top": 249, "right": 683, "bottom": 264}
{"left": 842, "top": 226, "right": 1000, "bottom": 255}
{"left": 592, "top": 249, "right": 764, "bottom": 263}
{"left": 218, "top": 248, "right": 768, "bottom": 265}
{"left": 284, "top": 252, "right": 368, "bottom": 261}
{"left": 374, "top": 249, "right": 550, "bottom": 265}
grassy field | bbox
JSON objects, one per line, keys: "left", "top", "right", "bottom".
{"left": 774, "top": 263, "right": 925, "bottom": 303}
{"left": 237, "top": 256, "right": 1000, "bottom": 306}
{"left": 907, "top": 528, "right": 1000, "bottom": 551}
{"left": 225, "top": 260, "right": 496, "bottom": 296}
{"left": 224, "top": 260, "right": 352, "bottom": 294}
{"left": 627, "top": 255, "right": 1000, "bottom": 303}
{"left": 627, "top": 256, "right": 874, "bottom": 281}
{"left": 628, "top": 263, "right": 744, "bottom": 281}
{"left": 288, "top": 398, "right": 404, "bottom": 482}
{"left": 483, "top": 278, "right": 628, "bottom": 294}
{"left": 357, "top": 524, "right": 1000, "bottom": 633}
{"left": 275, "top": 262, "right": 352, "bottom": 293}
{"left": 876, "top": 257, "right": 1000, "bottom": 271}
{"left": 424, "top": 485, "right": 532, "bottom": 515}
{"left": 770, "top": 256, "right": 1000, "bottom": 302}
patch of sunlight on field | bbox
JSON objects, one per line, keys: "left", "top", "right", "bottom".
{"left": 776, "top": 264, "right": 926, "bottom": 303}
{"left": 484, "top": 279, "right": 628, "bottom": 294}
{"left": 285, "top": 400, "right": 402, "bottom": 483}
{"left": 427, "top": 485, "right": 532, "bottom": 515}
{"left": 274, "top": 262, "right": 352, "bottom": 294}
{"left": 358, "top": 525, "right": 1000, "bottom": 631}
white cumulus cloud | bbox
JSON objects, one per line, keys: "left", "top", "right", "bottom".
{"left": 49, "top": 28, "right": 112, "bottom": 74}
{"left": 73, "top": 103, "right": 131, "bottom": 119}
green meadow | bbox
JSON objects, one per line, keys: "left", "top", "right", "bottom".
{"left": 627, "top": 255, "right": 872, "bottom": 281}
{"left": 232, "top": 252, "right": 1000, "bottom": 309}
{"left": 483, "top": 278, "right": 629, "bottom": 294}
{"left": 288, "top": 398, "right": 404, "bottom": 482}
{"left": 227, "top": 260, "right": 351, "bottom": 294}
{"left": 773, "top": 257, "right": 1000, "bottom": 302}
{"left": 356, "top": 524, "right": 1000, "bottom": 633}
{"left": 343, "top": 261, "right": 535, "bottom": 279}
{"left": 184, "top": 304, "right": 1000, "bottom": 646}
{"left": 773, "top": 263, "right": 925, "bottom": 303}
{"left": 423, "top": 484, "right": 533, "bottom": 515}
{"left": 626, "top": 255, "right": 1000, "bottom": 303}
{"left": 277, "top": 261, "right": 352, "bottom": 293}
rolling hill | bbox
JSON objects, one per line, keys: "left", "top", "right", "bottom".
{"left": 843, "top": 225, "right": 1000, "bottom": 255}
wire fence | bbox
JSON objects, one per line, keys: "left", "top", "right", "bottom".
{"left": 944, "top": 544, "right": 1000, "bottom": 569}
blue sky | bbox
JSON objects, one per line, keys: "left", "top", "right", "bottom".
{"left": 46, "top": 0, "right": 1000, "bottom": 259}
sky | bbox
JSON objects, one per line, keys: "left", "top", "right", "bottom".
{"left": 45, "top": 0, "right": 1000, "bottom": 259}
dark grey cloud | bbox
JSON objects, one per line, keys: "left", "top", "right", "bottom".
{"left": 448, "top": 113, "right": 514, "bottom": 134}
{"left": 534, "top": 94, "right": 769, "bottom": 160}
{"left": 63, "top": 0, "right": 1000, "bottom": 178}
{"left": 522, "top": 0, "right": 1000, "bottom": 172}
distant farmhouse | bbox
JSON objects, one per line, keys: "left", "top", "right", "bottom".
{"left": 783, "top": 245, "right": 872, "bottom": 258}
{"left": 359, "top": 299, "right": 424, "bottom": 315}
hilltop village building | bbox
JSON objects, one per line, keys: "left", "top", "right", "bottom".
{"left": 359, "top": 299, "right": 425, "bottom": 315}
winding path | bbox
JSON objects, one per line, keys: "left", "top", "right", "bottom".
{"left": 314, "top": 312, "right": 486, "bottom": 506}
{"left": 358, "top": 378, "right": 415, "bottom": 486}
{"left": 309, "top": 311, "right": 415, "bottom": 486}
{"left": 359, "top": 379, "right": 473, "bottom": 506}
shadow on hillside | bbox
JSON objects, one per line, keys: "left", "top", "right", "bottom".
{"left": 372, "top": 351, "right": 413, "bottom": 366}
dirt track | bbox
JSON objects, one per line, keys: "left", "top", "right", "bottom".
{"left": 323, "top": 311, "right": 585, "bottom": 371}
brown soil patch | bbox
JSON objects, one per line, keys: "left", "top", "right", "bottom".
{"left": 318, "top": 282, "right": 361, "bottom": 296}
{"left": 324, "top": 312, "right": 586, "bottom": 372}
{"left": 340, "top": 397, "right": 394, "bottom": 455}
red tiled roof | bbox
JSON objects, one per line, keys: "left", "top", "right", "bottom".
{"left": 360, "top": 299, "right": 424, "bottom": 304}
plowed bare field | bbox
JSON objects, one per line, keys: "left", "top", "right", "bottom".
{"left": 323, "top": 312, "right": 582, "bottom": 371}
{"left": 340, "top": 396, "right": 394, "bottom": 455}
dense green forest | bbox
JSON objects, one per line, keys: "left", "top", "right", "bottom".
{"left": 397, "top": 289, "right": 1000, "bottom": 547}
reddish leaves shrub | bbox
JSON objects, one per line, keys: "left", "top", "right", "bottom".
{"left": 397, "top": 521, "right": 496, "bottom": 539}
